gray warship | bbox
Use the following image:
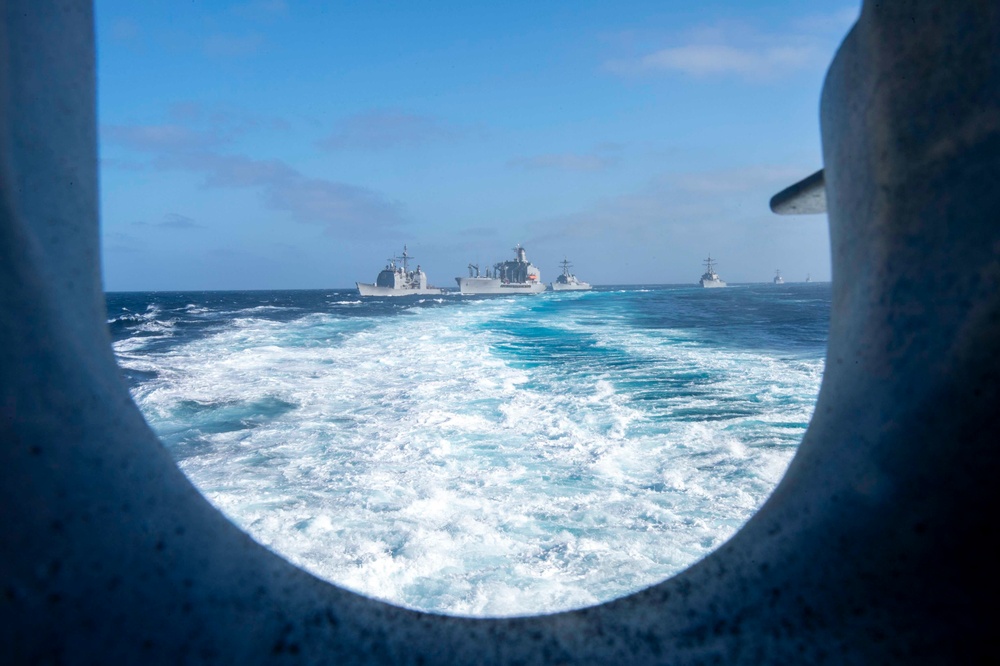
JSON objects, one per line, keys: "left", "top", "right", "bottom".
{"left": 356, "top": 246, "right": 444, "bottom": 296}
{"left": 773, "top": 269, "right": 784, "bottom": 285}
{"left": 699, "top": 256, "right": 727, "bottom": 288}
{"left": 456, "top": 244, "right": 546, "bottom": 295}
{"left": 551, "top": 258, "right": 592, "bottom": 291}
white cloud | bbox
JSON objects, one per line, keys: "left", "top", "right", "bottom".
{"left": 103, "top": 124, "right": 222, "bottom": 153}
{"left": 633, "top": 43, "right": 821, "bottom": 79}
{"left": 203, "top": 33, "right": 264, "bottom": 58}
{"left": 161, "top": 152, "right": 405, "bottom": 233}
{"left": 318, "top": 110, "right": 456, "bottom": 152}
{"left": 110, "top": 18, "right": 140, "bottom": 42}
{"left": 604, "top": 8, "right": 859, "bottom": 82}
{"left": 528, "top": 164, "right": 817, "bottom": 245}
{"left": 231, "top": 0, "right": 288, "bottom": 21}
{"left": 508, "top": 153, "right": 612, "bottom": 172}
{"left": 104, "top": 119, "right": 406, "bottom": 235}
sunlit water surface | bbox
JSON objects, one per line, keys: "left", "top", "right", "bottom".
{"left": 107, "top": 284, "right": 828, "bottom": 616}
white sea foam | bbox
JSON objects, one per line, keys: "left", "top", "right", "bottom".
{"left": 122, "top": 294, "right": 824, "bottom": 617}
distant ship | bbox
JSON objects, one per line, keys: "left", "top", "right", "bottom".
{"left": 357, "top": 246, "right": 444, "bottom": 296}
{"left": 456, "top": 244, "right": 546, "bottom": 295}
{"left": 805, "top": 273, "right": 812, "bottom": 283}
{"left": 551, "top": 258, "right": 592, "bottom": 291}
{"left": 773, "top": 269, "right": 785, "bottom": 285}
{"left": 699, "top": 256, "right": 727, "bottom": 288}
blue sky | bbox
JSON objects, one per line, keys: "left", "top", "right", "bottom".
{"left": 96, "top": 0, "right": 859, "bottom": 290}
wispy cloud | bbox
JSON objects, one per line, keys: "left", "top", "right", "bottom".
{"left": 603, "top": 9, "right": 858, "bottom": 81}
{"left": 508, "top": 153, "right": 613, "bottom": 172}
{"left": 103, "top": 105, "right": 289, "bottom": 156}
{"left": 105, "top": 116, "right": 406, "bottom": 235}
{"left": 132, "top": 213, "right": 205, "bottom": 230}
{"left": 623, "top": 43, "right": 820, "bottom": 79}
{"left": 529, "top": 164, "right": 810, "bottom": 244}
{"left": 203, "top": 33, "right": 264, "bottom": 58}
{"left": 231, "top": 0, "right": 288, "bottom": 21}
{"left": 166, "top": 102, "right": 291, "bottom": 135}
{"left": 104, "top": 231, "right": 143, "bottom": 253}
{"left": 318, "top": 110, "right": 456, "bottom": 152}
{"left": 162, "top": 152, "right": 404, "bottom": 233}
{"left": 110, "top": 18, "right": 141, "bottom": 43}
{"left": 103, "top": 124, "right": 223, "bottom": 153}
{"left": 790, "top": 7, "right": 861, "bottom": 34}
{"left": 513, "top": 162, "right": 829, "bottom": 283}
{"left": 100, "top": 157, "right": 148, "bottom": 172}
{"left": 673, "top": 165, "right": 807, "bottom": 195}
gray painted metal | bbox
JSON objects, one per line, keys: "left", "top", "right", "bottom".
{"left": 456, "top": 245, "right": 545, "bottom": 294}
{"left": 2, "top": 1, "right": 997, "bottom": 663}
{"left": 770, "top": 168, "right": 827, "bottom": 214}
{"left": 357, "top": 247, "right": 445, "bottom": 296}
{"left": 551, "top": 259, "right": 592, "bottom": 291}
{"left": 699, "top": 256, "right": 726, "bottom": 288}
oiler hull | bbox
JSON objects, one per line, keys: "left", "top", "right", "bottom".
{"left": 357, "top": 282, "right": 444, "bottom": 296}
{"left": 456, "top": 277, "right": 546, "bottom": 295}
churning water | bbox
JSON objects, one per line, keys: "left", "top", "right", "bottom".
{"left": 107, "top": 284, "right": 828, "bottom": 616}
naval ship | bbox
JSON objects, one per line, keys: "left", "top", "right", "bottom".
{"left": 356, "top": 246, "right": 444, "bottom": 296}
{"left": 456, "top": 244, "right": 546, "bottom": 295}
{"left": 551, "top": 259, "right": 592, "bottom": 291}
{"left": 773, "top": 269, "right": 785, "bottom": 285}
{"left": 699, "top": 256, "right": 727, "bottom": 288}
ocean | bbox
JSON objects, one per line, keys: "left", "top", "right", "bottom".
{"left": 106, "top": 284, "right": 829, "bottom": 617}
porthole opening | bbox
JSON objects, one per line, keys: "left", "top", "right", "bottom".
{"left": 97, "top": 1, "right": 853, "bottom": 616}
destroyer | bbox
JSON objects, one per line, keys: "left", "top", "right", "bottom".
{"left": 699, "top": 256, "right": 727, "bottom": 288}
{"left": 551, "top": 258, "right": 592, "bottom": 291}
{"left": 456, "top": 244, "right": 546, "bottom": 295}
{"left": 773, "top": 269, "right": 785, "bottom": 285}
{"left": 357, "top": 246, "right": 444, "bottom": 296}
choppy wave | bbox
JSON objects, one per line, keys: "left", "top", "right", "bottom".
{"left": 109, "top": 286, "right": 828, "bottom": 616}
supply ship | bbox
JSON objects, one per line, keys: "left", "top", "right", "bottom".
{"left": 456, "top": 245, "right": 546, "bottom": 295}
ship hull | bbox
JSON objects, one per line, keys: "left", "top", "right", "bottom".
{"left": 456, "top": 277, "right": 546, "bottom": 295}
{"left": 357, "top": 282, "right": 444, "bottom": 296}
{"left": 700, "top": 279, "right": 727, "bottom": 288}
{"left": 551, "top": 282, "right": 592, "bottom": 291}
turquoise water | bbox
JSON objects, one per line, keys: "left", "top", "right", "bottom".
{"left": 107, "top": 284, "right": 828, "bottom": 616}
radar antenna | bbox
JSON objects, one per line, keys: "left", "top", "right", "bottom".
{"left": 396, "top": 245, "right": 414, "bottom": 273}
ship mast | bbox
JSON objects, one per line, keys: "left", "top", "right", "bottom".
{"left": 703, "top": 255, "right": 717, "bottom": 274}
{"left": 398, "top": 245, "right": 413, "bottom": 273}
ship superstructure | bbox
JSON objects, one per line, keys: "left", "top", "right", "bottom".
{"left": 551, "top": 258, "right": 592, "bottom": 291}
{"left": 699, "top": 256, "right": 727, "bottom": 288}
{"left": 456, "top": 244, "right": 546, "bottom": 295}
{"left": 357, "top": 246, "right": 444, "bottom": 296}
